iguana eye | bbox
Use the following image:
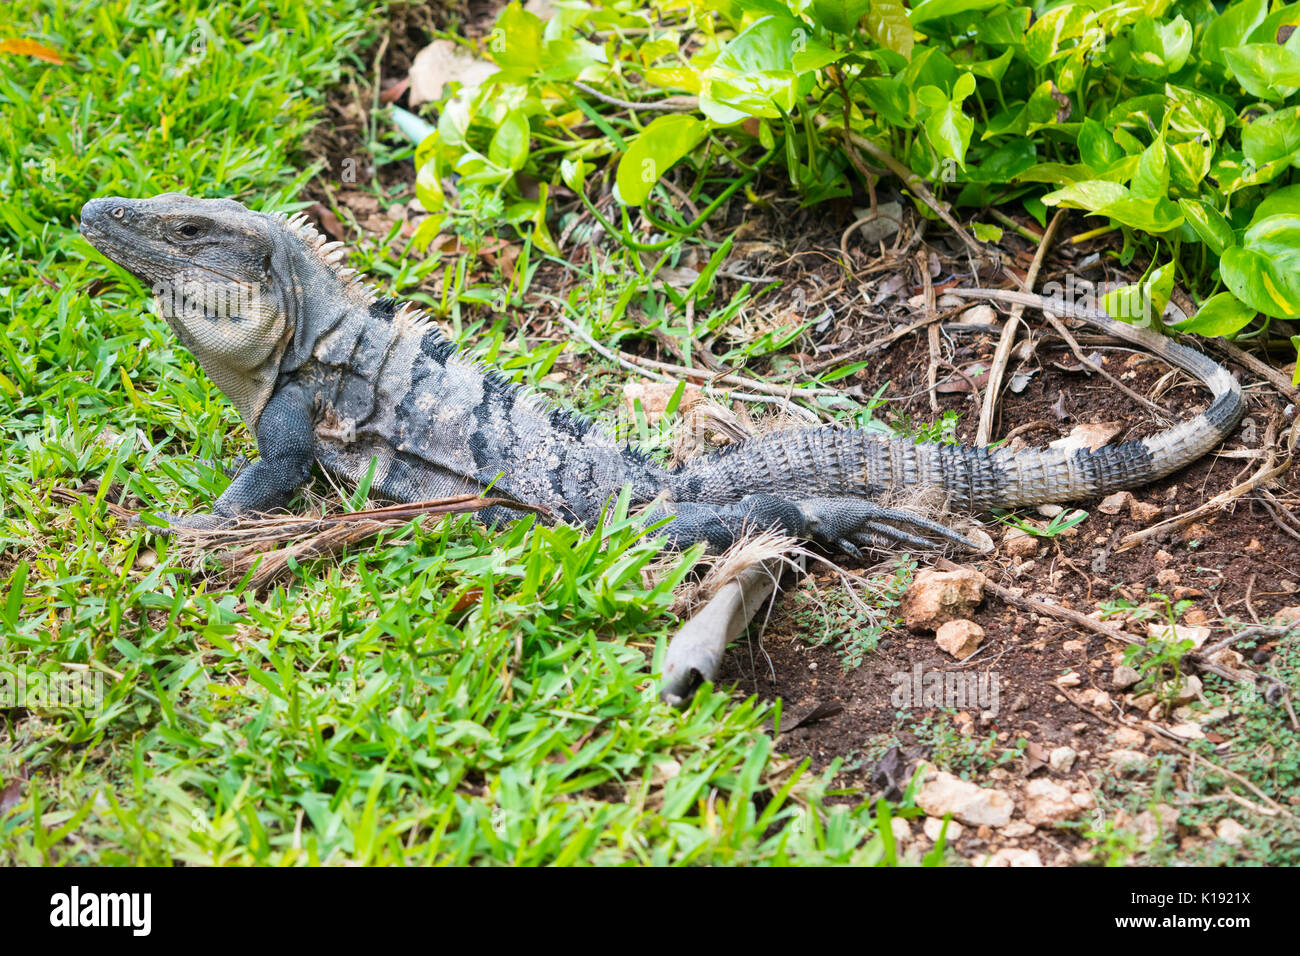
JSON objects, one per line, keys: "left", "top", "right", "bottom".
{"left": 177, "top": 222, "right": 203, "bottom": 239}
{"left": 112, "top": 207, "right": 125, "bottom": 219}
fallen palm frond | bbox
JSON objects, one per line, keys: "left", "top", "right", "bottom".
{"left": 55, "top": 488, "right": 550, "bottom": 589}
{"left": 661, "top": 530, "right": 804, "bottom": 705}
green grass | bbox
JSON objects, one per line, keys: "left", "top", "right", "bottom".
{"left": 0, "top": 0, "right": 919, "bottom": 865}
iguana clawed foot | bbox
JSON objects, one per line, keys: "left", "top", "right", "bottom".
{"left": 796, "top": 497, "right": 983, "bottom": 557}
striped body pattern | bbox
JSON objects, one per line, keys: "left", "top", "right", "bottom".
{"left": 78, "top": 194, "right": 1246, "bottom": 549}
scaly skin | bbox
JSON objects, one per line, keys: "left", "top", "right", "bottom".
{"left": 80, "top": 194, "right": 1246, "bottom": 700}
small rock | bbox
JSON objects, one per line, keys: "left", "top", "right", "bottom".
{"left": 917, "top": 770, "right": 1014, "bottom": 827}
{"left": 1153, "top": 549, "right": 1174, "bottom": 567}
{"left": 1056, "top": 672, "right": 1082, "bottom": 688}
{"left": 1210, "top": 649, "right": 1244, "bottom": 670}
{"left": 1180, "top": 522, "right": 1211, "bottom": 543}
{"left": 979, "top": 848, "right": 1043, "bottom": 867}
{"left": 1109, "top": 749, "right": 1149, "bottom": 773}
{"left": 1036, "top": 504, "right": 1064, "bottom": 518}
{"left": 1160, "top": 674, "right": 1203, "bottom": 703}
{"left": 1156, "top": 569, "right": 1181, "bottom": 588}
{"left": 1215, "top": 818, "right": 1248, "bottom": 846}
{"left": 1183, "top": 608, "right": 1208, "bottom": 627}
{"left": 1003, "top": 526, "right": 1039, "bottom": 558}
{"left": 923, "top": 816, "right": 963, "bottom": 842}
{"left": 1130, "top": 692, "right": 1158, "bottom": 711}
{"left": 1168, "top": 721, "right": 1204, "bottom": 740}
{"left": 1000, "top": 821, "right": 1036, "bottom": 838}
{"left": 1112, "top": 665, "right": 1141, "bottom": 689}
{"left": 1062, "top": 639, "right": 1086, "bottom": 653}
{"left": 1129, "top": 499, "right": 1163, "bottom": 523}
{"left": 958, "top": 304, "right": 997, "bottom": 325}
{"left": 1135, "top": 804, "right": 1179, "bottom": 844}
{"left": 936, "top": 619, "right": 985, "bottom": 660}
{"left": 1098, "top": 491, "right": 1134, "bottom": 515}
{"left": 622, "top": 381, "right": 703, "bottom": 425}
{"left": 1023, "top": 779, "right": 1095, "bottom": 825}
{"left": 891, "top": 817, "right": 913, "bottom": 844}
{"left": 901, "top": 569, "right": 987, "bottom": 633}
{"left": 1049, "top": 746, "right": 1077, "bottom": 772}
{"left": 1078, "top": 688, "right": 1111, "bottom": 709}
{"left": 1146, "top": 622, "right": 1210, "bottom": 649}
{"left": 1275, "top": 606, "right": 1300, "bottom": 626}
{"left": 1009, "top": 560, "right": 1036, "bottom": 578}
{"left": 1113, "top": 726, "right": 1146, "bottom": 749}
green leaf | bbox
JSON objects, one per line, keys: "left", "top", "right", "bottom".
{"left": 1292, "top": 337, "right": 1300, "bottom": 385}
{"left": 918, "top": 85, "right": 973, "bottom": 168}
{"left": 866, "top": 0, "right": 913, "bottom": 59}
{"left": 1223, "top": 43, "right": 1300, "bottom": 100}
{"left": 910, "top": 0, "right": 1003, "bottom": 24}
{"left": 812, "top": 0, "right": 871, "bottom": 35}
{"left": 615, "top": 114, "right": 707, "bottom": 207}
{"left": 1131, "top": 16, "right": 1192, "bottom": 76}
{"left": 698, "top": 14, "right": 806, "bottom": 124}
{"left": 1177, "top": 198, "right": 1234, "bottom": 255}
{"left": 1251, "top": 183, "right": 1300, "bottom": 223}
{"left": 1201, "top": 0, "right": 1268, "bottom": 66}
{"left": 1042, "top": 180, "right": 1129, "bottom": 213}
{"left": 1078, "top": 118, "right": 1122, "bottom": 169}
{"left": 1169, "top": 292, "right": 1256, "bottom": 337}
{"left": 415, "top": 161, "right": 445, "bottom": 213}
{"left": 488, "top": 2, "right": 544, "bottom": 80}
{"left": 1131, "top": 136, "right": 1169, "bottom": 200}
{"left": 1094, "top": 195, "right": 1183, "bottom": 232}
{"left": 1243, "top": 105, "right": 1300, "bottom": 167}
{"left": 1101, "top": 263, "right": 1172, "bottom": 325}
{"left": 488, "top": 109, "right": 530, "bottom": 171}
{"left": 1220, "top": 214, "right": 1300, "bottom": 318}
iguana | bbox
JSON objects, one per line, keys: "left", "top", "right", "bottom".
{"left": 80, "top": 195, "right": 1244, "bottom": 558}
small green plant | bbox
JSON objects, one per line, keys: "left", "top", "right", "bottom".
{"left": 996, "top": 507, "right": 1090, "bottom": 539}
{"left": 793, "top": 557, "right": 915, "bottom": 670}
{"left": 402, "top": 0, "right": 1300, "bottom": 373}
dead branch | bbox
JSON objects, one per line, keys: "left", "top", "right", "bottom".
{"left": 975, "top": 209, "right": 1066, "bottom": 446}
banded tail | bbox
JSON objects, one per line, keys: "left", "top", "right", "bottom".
{"left": 670, "top": 289, "right": 1244, "bottom": 510}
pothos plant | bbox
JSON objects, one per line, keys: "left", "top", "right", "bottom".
{"left": 401, "top": 0, "right": 1300, "bottom": 378}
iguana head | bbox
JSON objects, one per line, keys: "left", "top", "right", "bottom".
{"left": 80, "top": 193, "right": 349, "bottom": 430}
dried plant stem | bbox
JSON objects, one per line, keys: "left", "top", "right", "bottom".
{"left": 975, "top": 209, "right": 1066, "bottom": 446}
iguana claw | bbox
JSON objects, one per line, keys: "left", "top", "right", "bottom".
{"left": 797, "top": 498, "right": 983, "bottom": 555}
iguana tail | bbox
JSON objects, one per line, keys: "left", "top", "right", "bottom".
{"left": 668, "top": 289, "right": 1244, "bottom": 510}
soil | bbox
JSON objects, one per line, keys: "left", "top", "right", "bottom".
{"left": 305, "top": 6, "right": 1300, "bottom": 865}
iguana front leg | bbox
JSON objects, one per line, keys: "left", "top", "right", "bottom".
{"left": 152, "top": 383, "right": 316, "bottom": 531}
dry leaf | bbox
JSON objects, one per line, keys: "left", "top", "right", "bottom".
{"left": 0, "top": 38, "right": 64, "bottom": 64}
{"left": 1049, "top": 421, "right": 1122, "bottom": 452}
{"left": 408, "top": 39, "right": 496, "bottom": 106}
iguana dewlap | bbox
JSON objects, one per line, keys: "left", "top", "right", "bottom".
{"left": 80, "top": 193, "right": 1245, "bottom": 560}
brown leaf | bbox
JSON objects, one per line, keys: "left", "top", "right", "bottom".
{"left": 408, "top": 39, "right": 495, "bottom": 106}
{"left": 379, "top": 77, "right": 410, "bottom": 105}
{"left": 1023, "top": 740, "right": 1050, "bottom": 776}
{"left": 1049, "top": 421, "right": 1123, "bottom": 452}
{"left": 307, "top": 203, "right": 345, "bottom": 241}
{"left": 0, "top": 38, "right": 64, "bottom": 64}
